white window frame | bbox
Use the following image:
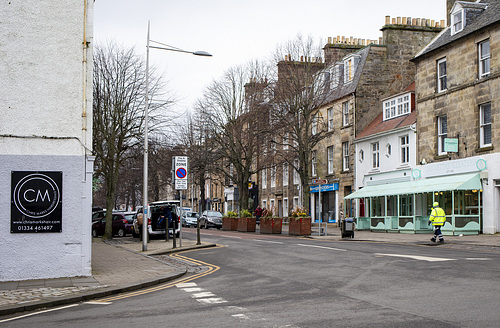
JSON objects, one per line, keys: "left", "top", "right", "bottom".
{"left": 480, "top": 103, "right": 492, "bottom": 148}
{"left": 327, "top": 107, "right": 333, "bottom": 131}
{"left": 293, "top": 159, "right": 300, "bottom": 185}
{"left": 451, "top": 9, "right": 464, "bottom": 35}
{"left": 283, "top": 163, "right": 289, "bottom": 186}
{"left": 371, "top": 142, "right": 380, "bottom": 169}
{"left": 327, "top": 146, "right": 334, "bottom": 174}
{"left": 262, "top": 199, "right": 267, "bottom": 210}
{"left": 283, "top": 133, "right": 289, "bottom": 150}
{"left": 311, "top": 151, "right": 317, "bottom": 177}
{"left": 479, "top": 39, "right": 490, "bottom": 78}
{"left": 438, "top": 115, "right": 448, "bottom": 155}
{"left": 293, "top": 197, "right": 299, "bottom": 209}
{"left": 400, "top": 135, "right": 410, "bottom": 164}
{"left": 383, "top": 93, "right": 411, "bottom": 120}
{"left": 437, "top": 58, "right": 447, "bottom": 93}
{"left": 342, "top": 142, "right": 349, "bottom": 171}
{"left": 342, "top": 101, "right": 349, "bottom": 126}
{"left": 343, "top": 55, "right": 359, "bottom": 83}
{"left": 270, "top": 199, "right": 275, "bottom": 213}
{"left": 262, "top": 168, "right": 267, "bottom": 189}
{"left": 331, "top": 65, "right": 340, "bottom": 89}
{"left": 311, "top": 114, "right": 317, "bottom": 135}
{"left": 270, "top": 165, "right": 276, "bottom": 188}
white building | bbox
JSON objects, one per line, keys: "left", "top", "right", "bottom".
{"left": 0, "top": 1, "right": 94, "bottom": 281}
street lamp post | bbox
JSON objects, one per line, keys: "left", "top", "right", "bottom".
{"left": 142, "top": 21, "right": 212, "bottom": 251}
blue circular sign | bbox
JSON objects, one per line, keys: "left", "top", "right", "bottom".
{"left": 176, "top": 168, "right": 187, "bottom": 179}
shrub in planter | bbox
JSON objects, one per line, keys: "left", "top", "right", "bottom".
{"left": 238, "top": 209, "right": 256, "bottom": 232}
{"left": 289, "top": 206, "right": 311, "bottom": 236}
{"left": 222, "top": 211, "right": 238, "bottom": 231}
{"left": 260, "top": 217, "right": 282, "bottom": 234}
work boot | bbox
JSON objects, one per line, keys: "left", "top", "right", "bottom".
{"left": 430, "top": 237, "right": 436, "bottom": 242}
{"left": 439, "top": 239, "right": 444, "bottom": 244}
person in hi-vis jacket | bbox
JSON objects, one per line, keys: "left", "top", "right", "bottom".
{"left": 429, "top": 201, "right": 446, "bottom": 243}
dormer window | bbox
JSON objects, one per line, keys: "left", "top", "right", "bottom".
{"left": 451, "top": 9, "right": 464, "bottom": 35}
{"left": 383, "top": 92, "right": 411, "bottom": 120}
{"left": 343, "top": 55, "right": 360, "bottom": 83}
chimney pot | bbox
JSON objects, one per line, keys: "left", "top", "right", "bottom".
{"left": 402, "top": 17, "right": 407, "bottom": 25}
{"left": 397, "top": 17, "right": 402, "bottom": 24}
{"left": 385, "top": 16, "right": 390, "bottom": 25}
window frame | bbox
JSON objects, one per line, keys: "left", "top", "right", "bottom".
{"left": 371, "top": 142, "right": 380, "bottom": 169}
{"left": 451, "top": 9, "right": 464, "bottom": 35}
{"left": 342, "top": 101, "right": 349, "bottom": 126}
{"left": 438, "top": 115, "right": 448, "bottom": 155}
{"left": 327, "top": 146, "right": 334, "bottom": 174}
{"left": 270, "top": 165, "right": 276, "bottom": 188}
{"left": 293, "top": 159, "right": 300, "bottom": 185}
{"left": 261, "top": 168, "right": 267, "bottom": 189}
{"left": 437, "top": 58, "right": 447, "bottom": 93}
{"left": 342, "top": 142, "right": 349, "bottom": 171}
{"left": 400, "top": 135, "right": 410, "bottom": 164}
{"left": 283, "top": 163, "right": 289, "bottom": 186}
{"left": 480, "top": 103, "right": 492, "bottom": 148}
{"left": 327, "top": 107, "right": 334, "bottom": 131}
{"left": 479, "top": 39, "right": 490, "bottom": 78}
{"left": 311, "top": 151, "right": 317, "bottom": 177}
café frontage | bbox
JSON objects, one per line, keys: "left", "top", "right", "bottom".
{"left": 344, "top": 159, "right": 486, "bottom": 235}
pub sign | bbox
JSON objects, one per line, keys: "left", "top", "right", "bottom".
{"left": 11, "top": 171, "right": 62, "bottom": 233}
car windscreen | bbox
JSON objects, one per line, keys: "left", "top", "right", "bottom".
{"left": 207, "top": 211, "right": 222, "bottom": 217}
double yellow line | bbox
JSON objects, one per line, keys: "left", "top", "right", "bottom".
{"left": 96, "top": 246, "right": 223, "bottom": 302}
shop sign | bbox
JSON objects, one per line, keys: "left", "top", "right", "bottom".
{"left": 444, "top": 138, "right": 458, "bottom": 152}
{"left": 310, "top": 183, "right": 339, "bottom": 193}
{"left": 11, "top": 171, "right": 62, "bottom": 233}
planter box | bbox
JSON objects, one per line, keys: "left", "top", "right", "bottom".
{"left": 289, "top": 217, "right": 311, "bottom": 236}
{"left": 260, "top": 218, "right": 282, "bottom": 234}
{"left": 237, "top": 217, "right": 256, "bottom": 232}
{"left": 222, "top": 217, "right": 238, "bottom": 231}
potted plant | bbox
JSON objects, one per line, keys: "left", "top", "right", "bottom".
{"left": 289, "top": 206, "right": 311, "bottom": 236}
{"left": 237, "top": 209, "right": 256, "bottom": 232}
{"left": 260, "top": 208, "right": 282, "bottom": 234}
{"left": 222, "top": 211, "right": 238, "bottom": 231}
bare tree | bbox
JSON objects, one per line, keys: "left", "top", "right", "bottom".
{"left": 265, "top": 35, "right": 330, "bottom": 213}
{"left": 197, "top": 62, "right": 270, "bottom": 212}
{"left": 93, "top": 42, "right": 168, "bottom": 239}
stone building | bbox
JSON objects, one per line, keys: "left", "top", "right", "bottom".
{"left": 0, "top": 1, "right": 94, "bottom": 280}
{"left": 310, "top": 16, "right": 443, "bottom": 223}
{"left": 410, "top": 0, "right": 500, "bottom": 234}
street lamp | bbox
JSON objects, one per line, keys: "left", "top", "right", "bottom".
{"left": 143, "top": 21, "right": 212, "bottom": 251}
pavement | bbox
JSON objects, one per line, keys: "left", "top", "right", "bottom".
{"left": 1, "top": 226, "right": 499, "bottom": 316}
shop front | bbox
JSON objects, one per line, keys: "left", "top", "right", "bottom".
{"left": 310, "top": 183, "right": 339, "bottom": 223}
{"left": 344, "top": 172, "right": 483, "bottom": 235}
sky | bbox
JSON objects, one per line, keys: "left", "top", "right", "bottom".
{"left": 93, "top": 0, "right": 447, "bottom": 116}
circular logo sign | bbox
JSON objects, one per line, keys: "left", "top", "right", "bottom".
{"left": 13, "top": 173, "right": 61, "bottom": 218}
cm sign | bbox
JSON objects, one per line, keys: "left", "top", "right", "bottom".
{"left": 11, "top": 171, "right": 62, "bottom": 233}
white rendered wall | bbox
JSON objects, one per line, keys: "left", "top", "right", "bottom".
{"left": 0, "top": 1, "right": 94, "bottom": 281}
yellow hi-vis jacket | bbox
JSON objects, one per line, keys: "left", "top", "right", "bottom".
{"left": 429, "top": 207, "right": 446, "bottom": 226}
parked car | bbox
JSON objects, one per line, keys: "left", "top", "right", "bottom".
{"left": 132, "top": 201, "right": 181, "bottom": 239}
{"left": 199, "top": 210, "right": 223, "bottom": 229}
{"left": 92, "top": 211, "right": 135, "bottom": 237}
{"left": 92, "top": 209, "right": 105, "bottom": 222}
{"left": 182, "top": 211, "right": 200, "bottom": 227}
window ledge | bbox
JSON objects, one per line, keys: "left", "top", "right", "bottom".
{"left": 477, "top": 146, "right": 494, "bottom": 153}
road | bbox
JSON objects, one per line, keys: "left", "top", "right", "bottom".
{"left": 2, "top": 228, "right": 500, "bottom": 327}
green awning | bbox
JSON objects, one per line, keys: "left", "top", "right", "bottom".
{"left": 344, "top": 173, "right": 482, "bottom": 200}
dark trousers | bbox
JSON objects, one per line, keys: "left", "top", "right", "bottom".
{"left": 433, "top": 225, "right": 444, "bottom": 241}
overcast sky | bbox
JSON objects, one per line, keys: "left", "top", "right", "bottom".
{"left": 94, "top": 0, "right": 446, "bottom": 115}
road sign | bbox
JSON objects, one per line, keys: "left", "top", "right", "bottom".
{"left": 174, "top": 156, "right": 188, "bottom": 190}
{"left": 312, "top": 179, "right": 327, "bottom": 185}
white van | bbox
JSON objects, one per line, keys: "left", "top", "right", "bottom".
{"left": 132, "top": 200, "right": 181, "bottom": 238}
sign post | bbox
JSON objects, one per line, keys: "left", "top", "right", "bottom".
{"left": 174, "top": 156, "right": 188, "bottom": 247}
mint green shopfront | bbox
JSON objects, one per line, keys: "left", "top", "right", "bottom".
{"left": 343, "top": 173, "right": 483, "bottom": 235}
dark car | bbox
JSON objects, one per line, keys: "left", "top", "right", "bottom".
{"left": 182, "top": 211, "right": 200, "bottom": 227}
{"left": 92, "top": 211, "right": 135, "bottom": 237}
{"left": 199, "top": 210, "right": 223, "bottom": 229}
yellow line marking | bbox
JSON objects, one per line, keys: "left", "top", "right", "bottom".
{"left": 95, "top": 245, "right": 224, "bottom": 302}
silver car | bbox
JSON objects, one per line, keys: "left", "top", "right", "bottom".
{"left": 182, "top": 212, "right": 200, "bottom": 227}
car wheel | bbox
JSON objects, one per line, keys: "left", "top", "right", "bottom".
{"left": 117, "top": 228, "right": 125, "bottom": 237}
{"left": 92, "top": 229, "right": 97, "bottom": 238}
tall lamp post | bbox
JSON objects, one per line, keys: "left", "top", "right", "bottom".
{"left": 143, "top": 21, "right": 211, "bottom": 251}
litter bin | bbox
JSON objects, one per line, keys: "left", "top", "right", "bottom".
{"left": 340, "top": 218, "right": 354, "bottom": 238}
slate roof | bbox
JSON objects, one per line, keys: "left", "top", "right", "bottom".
{"left": 414, "top": 0, "right": 500, "bottom": 60}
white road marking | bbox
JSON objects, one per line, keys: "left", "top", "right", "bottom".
{"left": 191, "top": 292, "right": 216, "bottom": 298}
{"left": 465, "top": 258, "right": 491, "bottom": 261}
{"left": 224, "top": 235, "right": 242, "bottom": 239}
{"left": 232, "top": 313, "right": 251, "bottom": 320}
{"left": 196, "top": 297, "right": 228, "bottom": 304}
{"left": 0, "top": 304, "right": 79, "bottom": 323}
{"left": 252, "top": 239, "right": 284, "bottom": 244}
{"left": 84, "top": 301, "right": 112, "bottom": 305}
{"left": 296, "top": 243, "right": 347, "bottom": 251}
{"left": 176, "top": 282, "right": 197, "bottom": 288}
{"left": 375, "top": 253, "right": 455, "bottom": 262}
{"left": 181, "top": 287, "right": 205, "bottom": 293}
